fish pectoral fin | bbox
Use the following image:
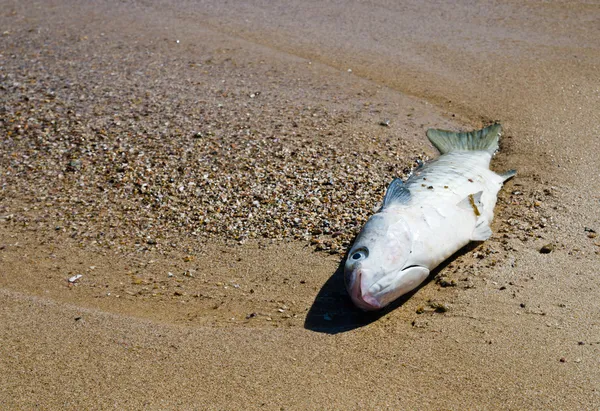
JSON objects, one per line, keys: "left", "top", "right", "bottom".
{"left": 457, "top": 191, "right": 484, "bottom": 217}
{"left": 457, "top": 191, "right": 492, "bottom": 241}
{"left": 471, "top": 219, "right": 492, "bottom": 241}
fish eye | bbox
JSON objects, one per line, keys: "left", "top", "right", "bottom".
{"left": 350, "top": 248, "right": 369, "bottom": 261}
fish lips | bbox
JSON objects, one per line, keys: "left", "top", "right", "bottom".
{"left": 347, "top": 269, "right": 383, "bottom": 311}
{"left": 346, "top": 265, "right": 430, "bottom": 311}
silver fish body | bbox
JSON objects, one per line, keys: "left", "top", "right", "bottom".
{"left": 344, "top": 124, "right": 515, "bottom": 311}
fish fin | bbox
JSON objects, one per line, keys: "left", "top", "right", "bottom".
{"left": 457, "top": 191, "right": 484, "bottom": 215}
{"left": 457, "top": 192, "right": 493, "bottom": 241}
{"left": 471, "top": 220, "right": 493, "bottom": 241}
{"left": 426, "top": 123, "right": 501, "bottom": 155}
{"left": 500, "top": 169, "right": 517, "bottom": 182}
{"left": 382, "top": 178, "right": 411, "bottom": 209}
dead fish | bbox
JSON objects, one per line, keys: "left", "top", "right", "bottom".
{"left": 345, "top": 124, "right": 515, "bottom": 311}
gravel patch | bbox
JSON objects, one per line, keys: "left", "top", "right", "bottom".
{"left": 1, "top": 22, "right": 435, "bottom": 255}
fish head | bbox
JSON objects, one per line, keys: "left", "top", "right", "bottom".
{"left": 344, "top": 212, "right": 430, "bottom": 311}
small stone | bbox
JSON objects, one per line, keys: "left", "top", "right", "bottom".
{"left": 411, "top": 319, "right": 428, "bottom": 328}
{"left": 430, "top": 302, "right": 449, "bottom": 313}
{"left": 437, "top": 277, "right": 456, "bottom": 287}
{"left": 66, "top": 159, "right": 82, "bottom": 172}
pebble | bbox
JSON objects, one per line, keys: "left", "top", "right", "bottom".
{"left": 437, "top": 277, "right": 456, "bottom": 287}
{"left": 429, "top": 302, "right": 449, "bottom": 313}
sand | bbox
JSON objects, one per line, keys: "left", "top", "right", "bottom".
{"left": 1, "top": 0, "right": 599, "bottom": 409}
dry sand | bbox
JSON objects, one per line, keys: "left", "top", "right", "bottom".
{"left": 1, "top": 0, "right": 599, "bottom": 409}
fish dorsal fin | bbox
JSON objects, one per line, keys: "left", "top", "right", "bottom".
{"left": 382, "top": 178, "right": 411, "bottom": 209}
{"left": 457, "top": 191, "right": 492, "bottom": 241}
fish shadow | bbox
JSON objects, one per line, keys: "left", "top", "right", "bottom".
{"left": 303, "top": 242, "right": 480, "bottom": 334}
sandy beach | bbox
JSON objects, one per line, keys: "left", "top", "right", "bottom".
{"left": 1, "top": 0, "right": 599, "bottom": 409}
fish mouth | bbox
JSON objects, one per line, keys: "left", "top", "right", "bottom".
{"left": 347, "top": 264, "right": 430, "bottom": 311}
{"left": 349, "top": 270, "right": 383, "bottom": 311}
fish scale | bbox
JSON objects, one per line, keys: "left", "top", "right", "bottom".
{"left": 409, "top": 153, "right": 490, "bottom": 190}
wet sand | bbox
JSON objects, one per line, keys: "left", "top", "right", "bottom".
{"left": 1, "top": 0, "right": 599, "bottom": 409}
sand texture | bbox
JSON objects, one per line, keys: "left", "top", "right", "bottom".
{"left": 1, "top": 0, "right": 599, "bottom": 409}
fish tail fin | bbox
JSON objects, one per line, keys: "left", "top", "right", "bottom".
{"left": 426, "top": 123, "right": 501, "bottom": 155}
